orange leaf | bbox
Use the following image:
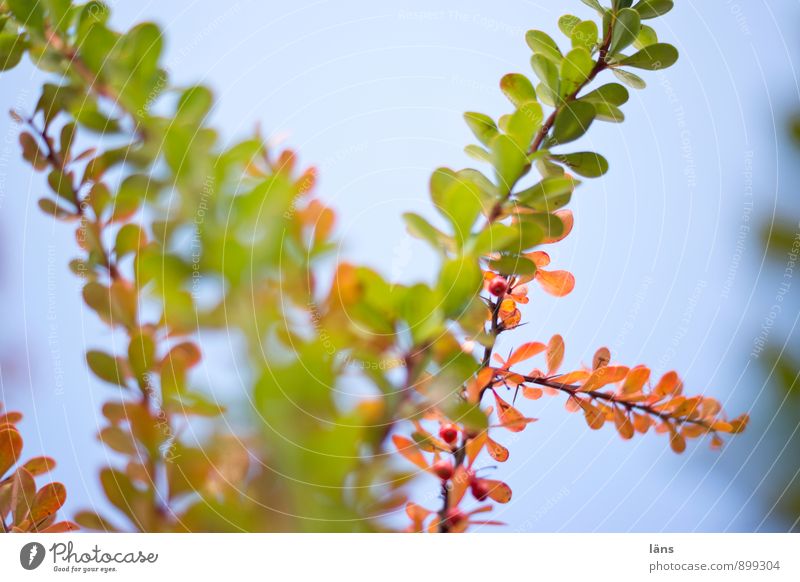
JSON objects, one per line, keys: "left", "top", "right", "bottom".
{"left": 450, "top": 465, "right": 471, "bottom": 506}
{"left": 613, "top": 407, "right": 634, "bottom": 440}
{"left": 632, "top": 412, "right": 652, "bottom": 434}
{"left": 536, "top": 269, "right": 575, "bottom": 296}
{"left": 22, "top": 456, "right": 56, "bottom": 477}
{"left": 554, "top": 369, "right": 590, "bottom": 385}
{"left": 669, "top": 430, "right": 687, "bottom": 453}
{"left": 465, "top": 432, "right": 487, "bottom": 465}
{"left": 581, "top": 366, "right": 629, "bottom": 392}
{"left": 528, "top": 251, "right": 551, "bottom": 267}
{"left": 467, "top": 367, "right": 494, "bottom": 403}
{"left": 29, "top": 482, "right": 66, "bottom": 524}
{"left": 405, "top": 502, "right": 431, "bottom": 532}
{"left": 579, "top": 400, "right": 606, "bottom": 430}
{"left": 546, "top": 334, "right": 565, "bottom": 375}
{"left": 392, "top": 435, "right": 429, "bottom": 471}
{"left": 506, "top": 342, "right": 546, "bottom": 367}
{"left": 482, "top": 479, "right": 513, "bottom": 503}
{"left": 0, "top": 427, "right": 23, "bottom": 477}
{"left": 592, "top": 347, "right": 611, "bottom": 370}
{"left": 522, "top": 386, "right": 543, "bottom": 400}
{"left": 543, "top": 209, "right": 574, "bottom": 244}
{"left": 492, "top": 391, "right": 532, "bottom": 433}
{"left": 621, "top": 365, "right": 650, "bottom": 395}
{"left": 653, "top": 371, "right": 682, "bottom": 399}
{"left": 486, "top": 435, "right": 509, "bottom": 462}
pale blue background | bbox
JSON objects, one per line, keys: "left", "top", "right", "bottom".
{"left": 1, "top": 0, "right": 798, "bottom": 531}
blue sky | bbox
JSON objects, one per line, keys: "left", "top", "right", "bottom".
{"left": 1, "top": 0, "right": 799, "bottom": 531}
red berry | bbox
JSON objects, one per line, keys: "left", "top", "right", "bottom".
{"left": 444, "top": 507, "right": 467, "bottom": 528}
{"left": 488, "top": 276, "right": 508, "bottom": 297}
{"left": 470, "top": 479, "right": 489, "bottom": 501}
{"left": 432, "top": 460, "right": 454, "bottom": 481}
{"left": 439, "top": 423, "right": 459, "bottom": 445}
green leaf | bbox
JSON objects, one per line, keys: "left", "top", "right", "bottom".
{"left": 115, "top": 224, "right": 147, "bottom": 258}
{"left": 471, "top": 223, "right": 520, "bottom": 255}
{"left": 489, "top": 255, "right": 537, "bottom": 277}
{"left": 438, "top": 256, "right": 483, "bottom": 317}
{"left": 634, "top": 24, "right": 658, "bottom": 49}
{"left": 581, "top": 83, "right": 630, "bottom": 106}
{"left": 613, "top": 0, "right": 635, "bottom": 9}
{"left": 464, "top": 112, "right": 498, "bottom": 147}
{"left": 609, "top": 8, "right": 641, "bottom": 54}
{"left": 47, "top": 169, "right": 75, "bottom": 203}
{"left": 7, "top": 0, "right": 44, "bottom": 30}
{"left": 500, "top": 73, "right": 537, "bottom": 107}
{"left": 581, "top": 0, "right": 605, "bottom": 13}
{"left": 633, "top": 0, "right": 674, "bottom": 19}
{"left": 558, "top": 15, "right": 581, "bottom": 37}
{"left": 619, "top": 43, "right": 679, "bottom": 70}
{"left": 571, "top": 20, "right": 599, "bottom": 52}
{"left": 517, "top": 176, "right": 577, "bottom": 210}
{"left": 0, "top": 33, "right": 26, "bottom": 71}
{"left": 592, "top": 102, "right": 625, "bottom": 122}
{"left": 86, "top": 350, "right": 127, "bottom": 387}
{"left": 401, "top": 284, "right": 444, "bottom": 344}
{"left": 176, "top": 85, "right": 213, "bottom": 125}
{"left": 403, "top": 212, "right": 448, "bottom": 251}
{"left": 435, "top": 179, "right": 484, "bottom": 245}
{"left": 506, "top": 101, "right": 543, "bottom": 149}
{"left": 465, "top": 144, "right": 491, "bottom": 163}
{"left": 612, "top": 67, "right": 647, "bottom": 89}
{"left": 530, "top": 54, "right": 560, "bottom": 100}
{"left": 128, "top": 331, "right": 155, "bottom": 383}
{"left": 553, "top": 101, "right": 596, "bottom": 145}
{"left": 38, "top": 198, "right": 75, "bottom": 220}
{"left": 525, "top": 30, "right": 563, "bottom": 64}
{"left": 491, "top": 134, "right": 529, "bottom": 193}
{"left": 560, "top": 47, "right": 594, "bottom": 97}
{"left": 552, "top": 152, "right": 609, "bottom": 177}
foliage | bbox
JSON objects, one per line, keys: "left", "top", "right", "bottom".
{"left": 0, "top": 404, "right": 76, "bottom": 532}
{"left": 0, "top": 0, "right": 747, "bottom": 532}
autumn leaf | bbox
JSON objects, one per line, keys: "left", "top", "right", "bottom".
{"left": 546, "top": 334, "right": 565, "bottom": 375}
{"left": 392, "top": 435, "right": 429, "bottom": 471}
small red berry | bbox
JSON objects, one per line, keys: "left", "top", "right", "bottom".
{"left": 488, "top": 275, "right": 508, "bottom": 297}
{"left": 439, "top": 423, "right": 459, "bottom": 445}
{"left": 432, "top": 459, "right": 454, "bottom": 481}
{"left": 444, "top": 507, "right": 467, "bottom": 528}
{"left": 470, "top": 479, "right": 490, "bottom": 501}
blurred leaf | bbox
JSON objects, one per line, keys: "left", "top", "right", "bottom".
{"left": 0, "top": 427, "right": 23, "bottom": 477}
{"left": 551, "top": 151, "right": 609, "bottom": 177}
{"left": 634, "top": 0, "right": 674, "bottom": 19}
{"left": 526, "top": 30, "right": 563, "bottom": 63}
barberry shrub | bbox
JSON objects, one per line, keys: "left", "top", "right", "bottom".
{"left": 0, "top": 0, "right": 748, "bottom": 533}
